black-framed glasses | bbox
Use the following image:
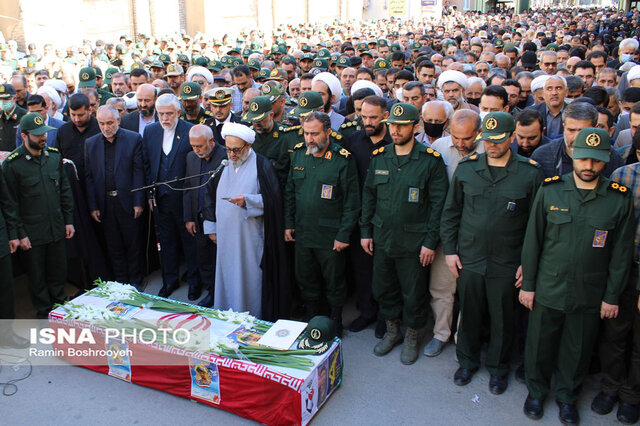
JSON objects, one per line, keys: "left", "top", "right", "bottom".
{"left": 226, "top": 143, "right": 247, "bottom": 154}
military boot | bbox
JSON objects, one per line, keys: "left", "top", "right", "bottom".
{"left": 400, "top": 328, "right": 419, "bottom": 365}
{"left": 373, "top": 319, "right": 403, "bottom": 356}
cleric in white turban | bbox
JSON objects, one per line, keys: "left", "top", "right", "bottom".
{"left": 437, "top": 70, "right": 473, "bottom": 111}
{"left": 531, "top": 75, "right": 550, "bottom": 104}
{"left": 202, "top": 117, "right": 291, "bottom": 321}
{"left": 311, "top": 72, "right": 346, "bottom": 130}
{"left": 187, "top": 66, "right": 213, "bottom": 87}
{"left": 351, "top": 80, "right": 384, "bottom": 98}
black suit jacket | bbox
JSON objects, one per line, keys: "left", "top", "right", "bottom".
{"left": 183, "top": 145, "right": 227, "bottom": 223}
{"left": 526, "top": 102, "right": 567, "bottom": 139}
{"left": 84, "top": 128, "right": 145, "bottom": 214}
{"left": 141, "top": 120, "right": 194, "bottom": 209}
{"left": 121, "top": 111, "right": 159, "bottom": 134}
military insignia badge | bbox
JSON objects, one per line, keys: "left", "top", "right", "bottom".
{"left": 485, "top": 117, "right": 498, "bottom": 130}
{"left": 380, "top": 61, "right": 386, "bottom": 67}
{"left": 299, "top": 97, "right": 308, "bottom": 107}
{"left": 34, "top": 115, "right": 44, "bottom": 125}
{"left": 592, "top": 230, "right": 608, "bottom": 248}
{"left": 585, "top": 133, "right": 600, "bottom": 147}
{"left": 263, "top": 84, "right": 271, "bottom": 94}
{"left": 392, "top": 105, "right": 404, "bottom": 116}
{"left": 183, "top": 85, "right": 192, "bottom": 94}
{"left": 270, "top": 69, "right": 278, "bottom": 77}
{"left": 0, "top": 86, "right": 4, "bottom": 93}
{"left": 324, "top": 151, "right": 332, "bottom": 160}
{"left": 215, "top": 90, "right": 224, "bottom": 99}
{"left": 81, "top": 72, "right": 90, "bottom": 80}
{"left": 250, "top": 102, "right": 259, "bottom": 112}
{"left": 408, "top": 187, "right": 419, "bottom": 203}
{"left": 321, "top": 184, "right": 333, "bottom": 199}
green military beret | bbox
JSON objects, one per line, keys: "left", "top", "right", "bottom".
{"left": 207, "top": 60, "right": 222, "bottom": 72}
{"left": 230, "top": 57, "right": 244, "bottom": 68}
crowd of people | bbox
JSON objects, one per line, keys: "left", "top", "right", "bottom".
{"left": 1, "top": 5, "right": 640, "bottom": 424}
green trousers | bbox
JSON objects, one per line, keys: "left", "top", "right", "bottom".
{"left": 456, "top": 269, "right": 516, "bottom": 376}
{"left": 372, "top": 252, "right": 428, "bottom": 329}
{"left": 525, "top": 303, "right": 600, "bottom": 403}
{"left": 294, "top": 245, "right": 347, "bottom": 308}
{"left": 0, "top": 253, "right": 14, "bottom": 319}
{"left": 21, "top": 239, "right": 67, "bottom": 319}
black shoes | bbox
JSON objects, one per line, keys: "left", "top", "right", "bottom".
{"left": 453, "top": 367, "right": 478, "bottom": 386}
{"left": 348, "top": 316, "right": 376, "bottom": 333}
{"left": 489, "top": 374, "right": 509, "bottom": 395}
{"left": 374, "top": 318, "right": 386, "bottom": 339}
{"left": 515, "top": 363, "right": 526, "bottom": 384}
{"left": 557, "top": 401, "right": 579, "bottom": 425}
{"left": 158, "top": 285, "right": 177, "bottom": 298}
{"left": 591, "top": 391, "right": 618, "bottom": 415}
{"left": 0, "top": 331, "right": 30, "bottom": 349}
{"left": 618, "top": 402, "right": 640, "bottom": 424}
{"left": 523, "top": 394, "right": 544, "bottom": 420}
{"left": 198, "top": 292, "right": 214, "bottom": 307}
{"left": 188, "top": 285, "right": 202, "bottom": 301}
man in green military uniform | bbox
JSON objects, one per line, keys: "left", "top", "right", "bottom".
{"left": 243, "top": 96, "right": 290, "bottom": 185}
{"left": 284, "top": 111, "right": 360, "bottom": 336}
{"left": 519, "top": 128, "right": 635, "bottom": 424}
{"left": 2, "top": 113, "right": 74, "bottom": 319}
{"left": 78, "top": 67, "right": 114, "bottom": 106}
{"left": 0, "top": 170, "right": 29, "bottom": 348}
{"left": 179, "top": 82, "right": 212, "bottom": 125}
{"left": 260, "top": 80, "right": 297, "bottom": 127}
{"left": 360, "top": 103, "right": 448, "bottom": 365}
{"left": 0, "top": 84, "right": 27, "bottom": 152}
{"left": 440, "top": 112, "right": 544, "bottom": 392}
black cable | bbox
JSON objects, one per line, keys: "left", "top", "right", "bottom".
{"left": 0, "top": 355, "right": 33, "bottom": 396}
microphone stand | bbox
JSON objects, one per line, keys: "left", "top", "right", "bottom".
{"left": 131, "top": 161, "right": 228, "bottom": 193}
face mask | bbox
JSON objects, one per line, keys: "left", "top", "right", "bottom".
{"left": 0, "top": 100, "right": 13, "bottom": 112}
{"left": 564, "top": 98, "right": 574, "bottom": 104}
{"left": 467, "top": 97, "right": 480, "bottom": 106}
{"left": 479, "top": 111, "right": 489, "bottom": 120}
{"left": 424, "top": 121, "right": 446, "bottom": 138}
{"left": 621, "top": 54, "right": 634, "bottom": 63}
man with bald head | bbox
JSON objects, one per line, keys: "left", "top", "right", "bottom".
{"left": 184, "top": 124, "right": 227, "bottom": 307}
{"left": 121, "top": 83, "right": 158, "bottom": 135}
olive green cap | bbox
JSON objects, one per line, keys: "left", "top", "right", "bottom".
{"left": 104, "top": 67, "right": 119, "bottom": 85}
{"left": 373, "top": 58, "right": 390, "bottom": 71}
{"left": 301, "top": 53, "right": 314, "bottom": 61}
{"left": 179, "top": 82, "right": 201, "bottom": 101}
{"left": 316, "top": 48, "right": 331, "bottom": 59}
{"left": 20, "top": 113, "right": 55, "bottom": 135}
{"left": 377, "top": 38, "right": 389, "bottom": 47}
{"left": 193, "top": 56, "right": 209, "bottom": 67}
{"left": 493, "top": 39, "right": 505, "bottom": 48}
{"left": 177, "top": 54, "right": 190, "bottom": 63}
{"left": 257, "top": 68, "right": 270, "bottom": 80}
{"left": 247, "top": 59, "right": 261, "bottom": 71}
{"left": 298, "top": 315, "right": 337, "bottom": 354}
{"left": 390, "top": 43, "right": 402, "bottom": 52}
{"left": 78, "top": 67, "right": 96, "bottom": 88}
{"left": 260, "top": 80, "right": 285, "bottom": 102}
{"left": 410, "top": 41, "right": 423, "bottom": 51}
{"left": 266, "top": 68, "right": 287, "bottom": 81}
{"left": 313, "top": 58, "right": 329, "bottom": 71}
{"left": 357, "top": 42, "right": 368, "bottom": 51}
{"left": 0, "top": 84, "right": 15, "bottom": 99}
{"left": 149, "top": 60, "right": 164, "bottom": 69}
{"left": 158, "top": 53, "right": 171, "bottom": 64}
{"left": 572, "top": 127, "right": 611, "bottom": 163}
{"left": 289, "top": 91, "right": 324, "bottom": 118}
{"left": 207, "top": 60, "right": 222, "bottom": 72}
{"left": 385, "top": 103, "right": 420, "bottom": 124}
{"left": 243, "top": 96, "right": 273, "bottom": 121}
{"left": 230, "top": 57, "right": 244, "bottom": 68}
{"left": 336, "top": 56, "right": 351, "bottom": 68}
{"left": 479, "top": 112, "right": 516, "bottom": 144}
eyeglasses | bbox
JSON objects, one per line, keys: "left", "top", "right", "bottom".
{"left": 226, "top": 143, "right": 247, "bottom": 154}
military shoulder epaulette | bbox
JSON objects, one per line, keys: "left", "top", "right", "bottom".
{"left": 543, "top": 175, "right": 561, "bottom": 185}
{"left": 331, "top": 131, "right": 343, "bottom": 141}
{"left": 338, "top": 147, "right": 351, "bottom": 159}
{"left": 425, "top": 147, "right": 441, "bottom": 158}
{"left": 610, "top": 181, "right": 630, "bottom": 194}
{"left": 280, "top": 125, "right": 301, "bottom": 133}
{"left": 204, "top": 110, "right": 213, "bottom": 116}
{"left": 47, "top": 147, "right": 59, "bottom": 153}
{"left": 372, "top": 145, "right": 386, "bottom": 156}
{"left": 518, "top": 157, "right": 541, "bottom": 167}
{"left": 293, "top": 142, "right": 305, "bottom": 150}
{"left": 340, "top": 120, "right": 358, "bottom": 129}
{"left": 460, "top": 153, "right": 479, "bottom": 162}
{"left": 5, "top": 152, "right": 20, "bottom": 162}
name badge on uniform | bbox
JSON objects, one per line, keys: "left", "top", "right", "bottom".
{"left": 321, "top": 184, "right": 333, "bottom": 199}
{"left": 408, "top": 188, "right": 419, "bottom": 203}
{"left": 375, "top": 169, "right": 389, "bottom": 175}
{"left": 507, "top": 201, "right": 516, "bottom": 211}
{"left": 592, "top": 230, "right": 608, "bottom": 248}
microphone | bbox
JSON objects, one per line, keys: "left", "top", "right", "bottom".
{"left": 212, "top": 159, "right": 229, "bottom": 176}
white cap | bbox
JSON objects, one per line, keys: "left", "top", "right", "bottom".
{"left": 531, "top": 75, "right": 550, "bottom": 92}
{"left": 627, "top": 65, "right": 640, "bottom": 82}
{"left": 437, "top": 70, "right": 469, "bottom": 90}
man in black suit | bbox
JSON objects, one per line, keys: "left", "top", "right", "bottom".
{"left": 525, "top": 75, "right": 568, "bottom": 140}
{"left": 142, "top": 93, "right": 199, "bottom": 299}
{"left": 121, "top": 83, "right": 158, "bottom": 136}
{"left": 85, "top": 105, "right": 145, "bottom": 288}
{"left": 183, "top": 124, "right": 227, "bottom": 307}
{"left": 203, "top": 87, "right": 245, "bottom": 145}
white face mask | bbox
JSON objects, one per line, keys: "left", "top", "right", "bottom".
{"left": 479, "top": 111, "right": 489, "bottom": 120}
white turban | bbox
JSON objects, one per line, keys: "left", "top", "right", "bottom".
{"left": 628, "top": 65, "right": 640, "bottom": 83}
{"left": 44, "top": 79, "right": 67, "bottom": 96}
{"left": 350, "top": 79, "right": 383, "bottom": 98}
{"left": 187, "top": 66, "right": 213, "bottom": 85}
{"left": 36, "top": 85, "right": 62, "bottom": 110}
{"left": 123, "top": 92, "right": 137, "bottom": 110}
{"left": 221, "top": 122, "right": 256, "bottom": 144}
{"left": 531, "top": 75, "right": 550, "bottom": 92}
{"left": 312, "top": 72, "right": 342, "bottom": 101}
{"left": 437, "top": 70, "right": 469, "bottom": 90}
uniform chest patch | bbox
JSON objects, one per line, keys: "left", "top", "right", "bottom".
{"left": 374, "top": 169, "right": 389, "bottom": 175}
{"left": 321, "top": 184, "right": 333, "bottom": 199}
{"left": 592, "top": 230, "right": 608, "bottom": 248}
{"left": 408, "top": 188, "right": 419, "bottom": 203}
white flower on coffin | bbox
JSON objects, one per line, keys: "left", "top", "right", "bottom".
{"left": 217, "top": 309, "right": 256, "bottom": 329}
{"left": 64, "top": 304, "right": 117, "bottom": 322}
{"left": 91, "top": 281, "right": 137, "bottom": 301}
{"left": 209, "top": 334, "right": 240, "bottom": 352}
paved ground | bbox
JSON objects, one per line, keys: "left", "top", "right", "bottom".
{"left": 1, "top": 273, "right": 620, "bottom": 425}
